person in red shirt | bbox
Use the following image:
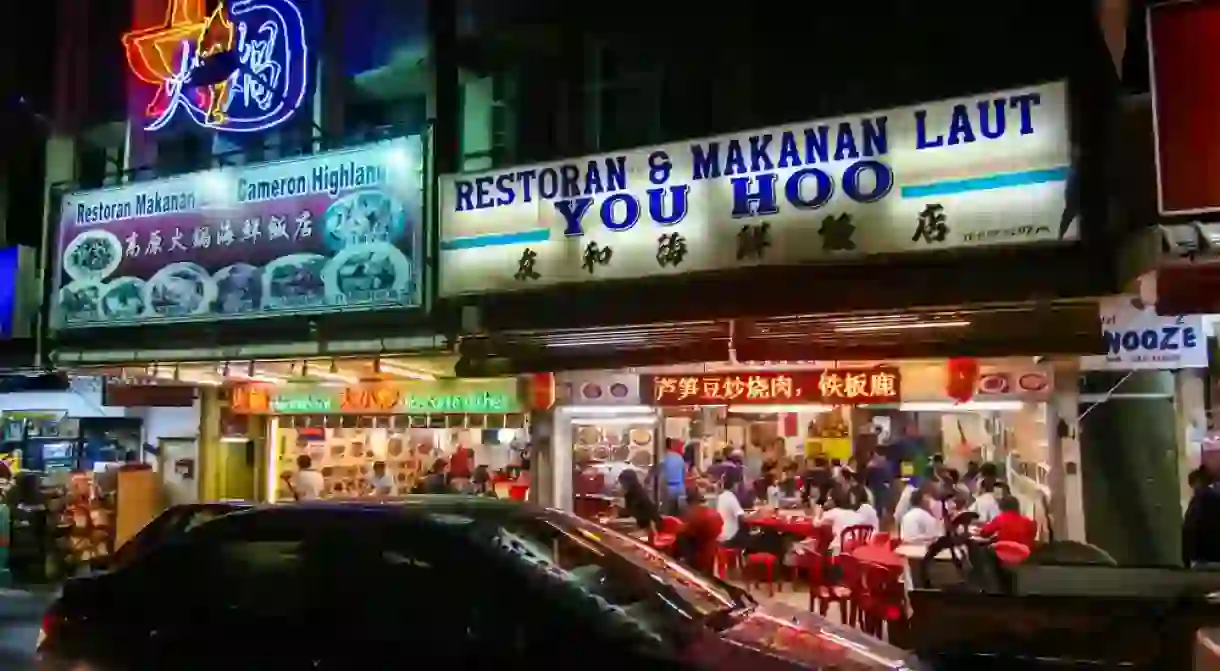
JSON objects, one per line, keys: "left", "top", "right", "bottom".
{"left": 675, "top": 487, "right": 723, "bottom": 575}
{"left": 979, "top": 495, "right": 1037, "bottom": 549}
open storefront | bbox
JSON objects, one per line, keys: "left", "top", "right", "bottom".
{"left": 229, "top": 377, "right": 530, "bottom": 501}
{"left": 551, "top": 359, "right": 1056, "bottom": 521}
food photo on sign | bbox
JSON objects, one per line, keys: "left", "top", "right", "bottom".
{"left": 51, "top": 137, "right": 423, "bottom": 328}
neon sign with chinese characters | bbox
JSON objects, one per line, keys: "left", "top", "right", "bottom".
{"left": 122, "top": 0, "right": 310, "bottom": 133}
{"left": 644, "top": 368, "right": 902, "bottom": 406}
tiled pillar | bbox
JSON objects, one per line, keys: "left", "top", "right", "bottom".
{"left": 1047, "top": 363, "right": 1085, "bottom": 542}
{"left": 1175, "top": 368, "right": 1207, "bottom": 511}
{"left": 197, "top": 385, "right": 220, "bottom": 501}
{"left": 530, "top": 409, "right": 557, "bottom": 508}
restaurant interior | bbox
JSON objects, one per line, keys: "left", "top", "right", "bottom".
{"left": 562, "top": 358, "right": 1059, "bottom": 644}
{"left": 70, "top": 356, "right": 533, "bottom": 502}
{"left": 567, "top": 359, "right": 1054, "bottom": 515}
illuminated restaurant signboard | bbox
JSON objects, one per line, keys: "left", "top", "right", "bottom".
{"left": 230, "top": 378, "right": 524, "bottom": 415}
{"left": 51, "top": 137, "right": 423, "bottom": 329}
{"left": 439, "top": 82, "right": 1073, "bottom": 296}
{"left": 643, "top": 368, "right": 901, "bottom": 406}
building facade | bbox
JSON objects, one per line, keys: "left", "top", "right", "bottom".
{"left": 14, "top": 0, "right": 1200, "bottom": 564}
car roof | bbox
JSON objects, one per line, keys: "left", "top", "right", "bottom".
{"left": 166, "top": 501, "right": 253, "bottom": 513}
{"left": 273, "top": 494, "right": 528, "bottom": 515}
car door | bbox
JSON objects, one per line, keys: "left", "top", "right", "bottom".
{"left": 126, "top": 510, "right": 330, "bottom": 668}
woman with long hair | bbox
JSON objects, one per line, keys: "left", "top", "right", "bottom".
{"left": 617, "top": 469, "right": 660, "bottom": 534}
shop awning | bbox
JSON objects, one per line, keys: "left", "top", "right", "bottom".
{"left": 456, "top": 300, "right": 1103, "bottom": 375}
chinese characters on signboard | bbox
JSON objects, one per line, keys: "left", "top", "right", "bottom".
{"left": 123, "top": 0, "right": 311, "bottom": 134}
{"left": 644, "top": 368, "right": 901, "bottom": 406}
{"left": 52, "top": 137, "right": 423, "bottom": 329}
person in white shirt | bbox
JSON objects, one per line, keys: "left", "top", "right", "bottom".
{"left": 900, "top": 488, "right": 943, "bottom": 545}
{"left": 716, "top": 468, "right": 749, "bottom": 546}
{"left": 968, "top": 478, "right": 1001, "bottom": 524}
{"left": 369, "top": 460, "right": 395, "bottom": 496}
{"left": 819, "top": 488, "right": 866, "bottom": 552}
{"left": 856, "top": 499, "right": 880, "bottom": 529}
{"left": 285, "top": 455, "right": 325, "bottom": 501}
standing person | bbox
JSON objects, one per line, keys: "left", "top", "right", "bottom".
{"left": 369, "top": 461, "right": 395, "bottom": 496}
{"left": 864, "top": 451, "right": 892, "bottom": 520}
{"left": 675, "top": 488, "right": 723, "bottom": 576}
{"left": 448, "top": 443, "right": 474, "bottom": 491}
{"left": 716, "top": 469, "right": 750, "bottom": 547}
{"left": 661, "top": 440, "right": 688, "bottom": 516}
{"left": 899, "top": 487, "right": 943, "bottom": 545}
{"left": 1183, "top": 465, "right": 1220, "bottom": 567}
{"left": 979, "top": 495, "right": 1037, "bottom": 549}
{"left": 283, "top": 455, "right": 325, "bottom": 501}
{"left": 616, "top": 470, "right": 659, "bottom": 534}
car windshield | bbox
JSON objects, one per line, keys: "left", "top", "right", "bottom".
{"left": 505, "top": 510, "right": 743, "bottom": 619}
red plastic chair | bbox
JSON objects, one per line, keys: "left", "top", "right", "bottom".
{"left": 836, "top": 553, "right": 864, "bottom": 628}
{"left": 716, "top": 545, "right": 743, "bottom": 579}
{"left": 507, "top": 485, "right": 529, "bottom": 501}
{"left": 744, "top": 552, "right": 781, "bottom": 596}
{"left": 869, "top": 531, "right": 892, "bottom": 547}
{"left": 840, "top": 524, "right": 874, "bottom": 554}
{"left": 803, "top": 549, "right": 852, "bottom": 623}
{"left": 859, "top": 561, "right": 908, "bottom": 639}
{"left": 658, "top": 516, "right": 686, "bottom": 534}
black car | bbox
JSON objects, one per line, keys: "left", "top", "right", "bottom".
{"left": 109, "top": 501, "right": 251, "bottom": 569}
{"left": 37, "top": 496, "right": 923, "bottom": 670}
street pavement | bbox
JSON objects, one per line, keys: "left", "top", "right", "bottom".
{"left": 0, "top": 587, "right": 55, "bottom": 670}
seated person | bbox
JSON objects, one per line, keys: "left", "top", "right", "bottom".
{"left": 716, "top": 469, "right": 750, "bottom": 548}
{"left": 900, "top": 487, "right": 944, "bottom": 545}
{"left": 978, "top": 495, "right": 1037, "bottom": 549}
{"left": 675, "top": 488, "right": 723, "bottom": 575}
{"left": 968, "top": 478, "right": 1002, "bottom": 524}
{"left": 818, "top": 487, "right": 866, "bottom": 553}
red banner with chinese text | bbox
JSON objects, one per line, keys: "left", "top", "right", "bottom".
{"left": 642, "top": 368, "right": 901, "bottom": 406}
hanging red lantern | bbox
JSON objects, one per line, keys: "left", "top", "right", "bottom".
{"left": 945, "top": 358, "right": 980, "bottom": 404}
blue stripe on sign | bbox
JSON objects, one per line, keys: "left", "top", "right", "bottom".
{"left": 440, "top": 227, "right": 552, "bottom": 250}
{"left": 899, "top": 166, "right": 1070, "bottom": 198}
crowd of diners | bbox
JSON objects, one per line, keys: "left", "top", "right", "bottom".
{"left": 613, "top": 440, "right": 1038, "bottom": 577}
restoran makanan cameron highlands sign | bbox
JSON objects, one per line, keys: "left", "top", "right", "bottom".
{"left": 437, "top": 82, "right": 1073, "bottom": 295}
{"left": 123, "top": 0, "right": 310, "bottom": 133}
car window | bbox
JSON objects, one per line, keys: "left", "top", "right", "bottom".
{"left": 489, "top": 516, "right": 685, "bottom": 647}
{"left": 152, "top": 512, "right": 315, "bottom": 616}
{"left": 183, "top": 507, "right": 229, "bottom": 531}
{"left": 112, "top": 507, "right": 189, "bottom": 566}
{"left": 556, "top": 513, "right": 739, "bottom": 616}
